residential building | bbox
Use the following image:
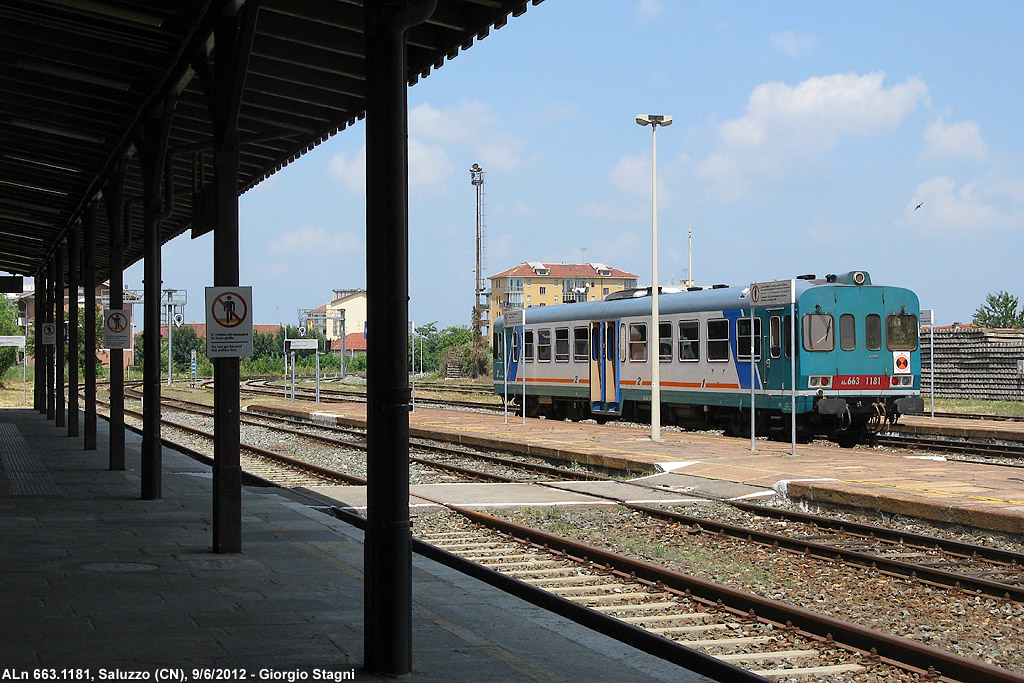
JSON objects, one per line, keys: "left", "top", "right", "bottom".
{"left": 487, "top": 262, "right": 639, "bottom": 334}
{"left": 324, "top": 289, "right": 366, "bottom": 341}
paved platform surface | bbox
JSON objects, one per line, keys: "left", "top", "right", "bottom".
{"left": 251, "top": 401, "right": 1024, "bottom": 534}
{"left": 0, "top": 407, "right": 710, "bottom": 682}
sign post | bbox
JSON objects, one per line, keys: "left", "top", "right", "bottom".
{"left": 0, "top": 336, "right": 26, "bottom": 404}
{"left": 750, "top": 279, "right": 797, "bottom": 455}
{"left": 286, "top": 338, "right": 318, "bottom": 403}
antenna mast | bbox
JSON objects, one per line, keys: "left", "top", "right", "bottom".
{"left": 470, "top": 164, "right": 486, "bottom": 340}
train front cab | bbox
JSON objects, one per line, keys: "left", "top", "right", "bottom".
{"left": 787, "top": 274, "right": 924, "bottom": 439}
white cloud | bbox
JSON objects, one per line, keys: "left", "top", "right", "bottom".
{"left": 697, "top": 72, "right": 929, "bottom": 199}
{"left": 328, "top": 101, "right": 527, "bottom": 196}
{"left": 770, "top": 31, "right": 819, "bottom": 57}
{"left": 923, "top": 118, "right": 989, "bottom": 162}
{"left": 635, "top": 0, "right": 664, "bottom": 22}
{"left": 899, "top": 175, "right": 1023, "bottom": 234}
{"left": 269, "top": 226, "right": 362, "bottom": 255}
{"left": 328, "top": 148, "right": 365, "bottom": 194}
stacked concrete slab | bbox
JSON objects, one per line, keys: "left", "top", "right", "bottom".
{"left": 921, "top": 326, "right": 1024, "bottom": 400}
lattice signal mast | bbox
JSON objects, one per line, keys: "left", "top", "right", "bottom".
{"left": 470, "top": 163, "right": 487, "bottom": 338}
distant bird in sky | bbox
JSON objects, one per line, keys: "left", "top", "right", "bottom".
{"left": 915, "top": 201, "right": 924, "bottom": 210}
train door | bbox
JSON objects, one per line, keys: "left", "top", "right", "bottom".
{"left": 589, "top": 321, "right": 621, "bottom": 414}
{"left": 851, "top": 286, "right": 886, "bottom": 376}
{"left": 763, "top": 309, "right": 787, "bottom": 396}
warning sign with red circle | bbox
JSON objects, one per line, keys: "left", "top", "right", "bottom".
{"left": 41, "top": 322, "right": 56, "bottom": 345}
{"left": 205, "top": 286, "right": 253, "bottom": 358}
{"left": 893, "top": 351, "right": 911, "bottom": 374}
{"left": 103, "top": 309, "right": 132, "bottom": 349}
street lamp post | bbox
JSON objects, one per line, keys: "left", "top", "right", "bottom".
{"left": 636, "top": 114, "right": 672, "bottom": 442}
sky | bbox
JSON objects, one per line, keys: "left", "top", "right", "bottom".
{"left": 116, "top": 0, "right": 1022, "bottom": 328}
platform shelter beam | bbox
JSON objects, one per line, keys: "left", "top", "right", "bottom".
{"left": 34, "top": 270, "right": 44, "bottom": 413}
{"left": 46, "top": 259, "right": 55, "bottom": 421}
{"left": 106, "top": 161, "right": 128, "bottom": 470}
{"left": 195, "top": 3, "right": 257, "bottom": 555}
{"left": 55, "top": 242, "right": 65, "bottom": 429}
{"left": 84, "top": 201, "right": 98, "bottom": 450}
{"left": 67, "top": 226, "right": 80, "bottom": 438}
{"left": 363, "top": 0, "right": 437, "bottom": 675}
{"left": 139, "top": 101, "right": 176, "bottom": 500}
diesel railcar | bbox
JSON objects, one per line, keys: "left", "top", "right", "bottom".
{"left": 492, "top": 270, "right": 924, "bottom": 443}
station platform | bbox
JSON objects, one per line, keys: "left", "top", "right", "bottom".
{"left": 0, "top": 407, "right": 708, "bottom": 681}
{"left": 249, "top": 401, "right": 1024, "bottom": 534}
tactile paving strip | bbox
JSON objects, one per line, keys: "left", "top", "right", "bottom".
{"left": 0, "top": 423, "right": 62, "bottom": 497}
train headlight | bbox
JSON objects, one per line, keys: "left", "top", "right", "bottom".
{"left": 809, "top": 377, "right": 820, "bottom": 387}
{"left": 852, "top": 271, "right": 866, "bottom": 285}
{"left": 820, "top": 376, "right": 830, "bottom": 387}
{"left": 891, "top": 376, "right": 900, "bottom": 386}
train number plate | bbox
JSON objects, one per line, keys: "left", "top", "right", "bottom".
{"left": 833, "top": 375, "right": 888, "bottom": 389}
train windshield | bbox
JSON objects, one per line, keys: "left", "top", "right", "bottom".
{"left": 802, "top": 313, "right": 834, "bottom": 352}
{"left": 886, "top": 313, "right": 919, "bottom": 351}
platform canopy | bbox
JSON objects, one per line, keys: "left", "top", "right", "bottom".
{"left": 0, "top": 0, "right": 540, "bottom": 280}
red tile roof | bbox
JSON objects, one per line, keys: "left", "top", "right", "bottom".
{"left": 489, "top": 262, "right": 638, "bottom": 279}
{"left": 330, "top": 332, "right": 367, "bottom": 352}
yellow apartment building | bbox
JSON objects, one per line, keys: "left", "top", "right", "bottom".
{"left": 487, "top": 262, "right": 639, "bottom": 335}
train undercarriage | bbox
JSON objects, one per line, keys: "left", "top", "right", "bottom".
{"left": 507, "top": 393, "right": 923, "bottom": 447}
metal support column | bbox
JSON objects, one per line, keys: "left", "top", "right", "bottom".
{"left": 55, "top": 242, "right": 65, "bottom": 428}
{"left": 196, "top": 4, "right": 256, "bottom": 554}
{"left": 84, "top": 202, "right": 98, "bottom": 450}
{"left": 106, "top": 162, "right": 128, "bottom": 469}
{"left": 34, "top": 270, "right": 44, "bottom": 413}
{"left": 139, "top": 102, "right": 176, "bottom": 500}
{"left": 363, "top": 0, "right": 437, "bottom": 675}
{"left": 67, "top": 226, "right": 79, "bottom": 437}
{"left": 46, "top": 259, "right": 55, "bottom": 420}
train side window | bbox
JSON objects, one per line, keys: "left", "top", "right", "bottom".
{"left": 611, "top": 324, "right": 620, "bottom": 362}
{"left": 769, "top": 316, "right": 782, "bottom": 358}
{"left": 537, "top": 328, "right": 552, "bottom": 361}
{"left": 802, "top": 313, "right": 834, "bottom": 352}
{"left": 573, "top": 326, "right": 589, "bottom": 362}
{"left": 554, "top": 327, "right": 570, "bottom": 362}
{"left": 629, "top": 323, "right": 648, "bottom": 361}
{"left": 493, "top": 331, "right": 500, "bottom": 360}
{"left": 524, "top": 330, "right": 534, "bottom": 362}
{"left": 707, "top": 319, "right": 729, "bottom": 361}
{"left": 618, "top": 323, "right": 626, "bottom": 362}
{"left": 886, "top": 313, "right": 919, "bottom": 351}
{"left": 678, "top": 320, "right": 699, "bottom": 361}
{"left": 659, "top": 322, "right": 672, "bottom": 362}
{"left": 511, "top": 330, "right": 520, "bottom": 362}
{"left": 737, "top": 317, "right": 762, "bottom": 360}
{"left": 865, "top": 314, "right": 882, "bottom": 351}
{"left": 840, "top": 313, "right": 856, "bottom": 351}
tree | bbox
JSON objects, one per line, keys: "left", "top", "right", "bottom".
{"left": 169, "top": 324, "right": 205, "bottom": 374}
{"left": 0, "top": 296, "right": 24, "bottom": 382}
{"left": 972, "top": 291, "right": 1024, "bottom": 328}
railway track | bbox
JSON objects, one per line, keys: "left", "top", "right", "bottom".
{"left": 97, "top": 389, "right": 1024, "bottom": 679}
{"left": 122, "top": 387, "right": 1024, "bottom": 603}
{"left": 241, "top": 378, "right": 506, "bottom": 414}
{"left": 875, "top": 432, "right": 1024, "bottom": 463}
{"left": 406, "top": 506, "right": 1024, "bottom": 683}
{"left": 123, "top": 389, "right": 597, "bottom": 485}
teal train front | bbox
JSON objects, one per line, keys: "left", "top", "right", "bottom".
{"left": 492, "top": 270, "right": 923, "bottom": 445}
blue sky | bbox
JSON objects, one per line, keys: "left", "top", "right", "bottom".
{"left": 123, "top": 0, "right": 1022, "bottom": 328}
